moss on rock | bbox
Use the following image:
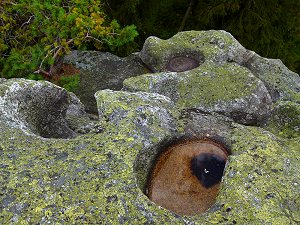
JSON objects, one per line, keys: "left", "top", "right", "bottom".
{"left": 1, "top": 30, "right": 300, "bottom": 224}
{"left": 264, "top": 101, "right": 300, "bottom": 138}
{"left": 124, "top": 62, "right": 272, "bottom": 125}
{"left": 139, "top": 30, "right": 300, "bottom": 103}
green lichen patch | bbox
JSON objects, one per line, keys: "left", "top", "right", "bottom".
{"left": 264, "top": 101, "right": 300, "bottom": 138}
{"left": 124, "top": 63, "right": 261, "bottom": 106}
{"left": 206, "top": 126, "right": 300, "bottom": 224}
{"left": 176, "top": 63, "right": 259, "bottom": 107}
{"left": 124, "top": 62, "right": 271, "bottom": 124}
{"left": 140, "top": 30, "right": 243, "bottom": 72}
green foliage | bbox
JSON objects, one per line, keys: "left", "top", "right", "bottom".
{"left": 57, "top": 74, "right": 80, "bottom": 92}
{"left": 26, "top": 73, "right": 45, "bottom": 81}
{"left": 0, "top": 0, "right": 138, "bottom": 79}
{"left": 104, "top": 0, "right": 300, "bottom": 74}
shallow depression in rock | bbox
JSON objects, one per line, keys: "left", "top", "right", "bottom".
{"left": 167, "top": 56, "right": 200, "bottom": 72}
{"left": 146, "top": 139, "right": 229, "bottom": 216}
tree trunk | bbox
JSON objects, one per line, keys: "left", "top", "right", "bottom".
{"left": 178, "top": 0, "right": 195, "bottom": 32}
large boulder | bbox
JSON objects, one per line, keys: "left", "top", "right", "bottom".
{"left": 124, "top": 30, "right": 300, "bottom": 125}
{"left": 138, "top": 30, "right": 300, "bottom": 102}
{"left": 63, "top": 51, "right": 151, "bottom": 112}
{"left": 0, "top": 31, "right": 299, "bottom": 224}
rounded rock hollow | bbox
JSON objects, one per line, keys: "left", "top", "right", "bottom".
{"left": 147, "top": 139, "right": 229, "bottom": 216}
{"left": 167, "top": 56, "right": 200, "bottom": 72}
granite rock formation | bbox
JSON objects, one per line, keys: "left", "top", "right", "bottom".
{"left": 0, "top": 30, "right": 299, "bottom": 224}
{"left": 63, "top": 51, "right": 150, "bottom": 112}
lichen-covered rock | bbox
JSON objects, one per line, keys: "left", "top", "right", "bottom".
{"left": 264, "top": 101, "right": 300, "bottom": 138}
{"left": 217, "top": 126, "right": 300, "bottom": 224}
{"left": 0, "top": 30, "right": 299, "bottom": 224}
{"left": 0, "top": 78, "right": 76, "bottom": 138}
{"left": 63, "top": 51, "right": 151, "bottom": 112}
{"left": 124, "top": 62, "right": 272, "bottom": 125}
{"left": 95, "top": 90, "right": 178, "bottom": 141}
{"left": 139, "top": 30, "right": 300, "bottom": 103}
{"left": 124, "top": 30, "right": 300, "bottom": 124}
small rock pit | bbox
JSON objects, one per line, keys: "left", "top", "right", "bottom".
{"left": 147, "top": 139, "right": 229, "bottom": 216}
{"left": 167, "top": 56, "right": 200, "bottom": 72}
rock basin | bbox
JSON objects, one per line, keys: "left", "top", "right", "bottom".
{"left": 148, "top": 139, "right": 229, "bottom": 216}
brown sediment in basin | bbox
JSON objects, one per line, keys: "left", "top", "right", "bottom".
{"left": 147, "top": 139, "right": 228, "bottom": 216}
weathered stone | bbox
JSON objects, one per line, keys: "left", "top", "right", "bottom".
{"left": 124, "top": 62, "right": 272, "bottom": 125}
{"left": 263, "top": 101, "right": 300, "bottom": 138}
{"left": 139, "top": 30, "right": 300, "bottom": 103}
{"left": 243, "top": 54, "right": 300, "bottom": 102}
{"left": 66, "top": 92, "right": 87, "bottom": 117}
{"left": 184, "top": 110, "right": 235, "bottom": 144}
{"left": 63, "top": 51, "right": 151, "bottom": 112}
{"left": 0, "top": 30, "right": 299, "bottom": 224}
{"left": 0, "top": 78, "right": 76, "bottom": 138}
{"left": 0, "top": 78, "right": 6, "bottom": 84}
{"left": 65, "top": 92, "right": 96, "bottom": 134}
{"left": 95, "top": 89, "right": 179, "bottom": 145}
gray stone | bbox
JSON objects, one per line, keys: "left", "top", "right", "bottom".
{"left": 242, "top": 53, "right": 300, "bottom": 102}
{"left": 0, "top": 31, "right": 299, "bottom": 224}
{"left": 139, "top": 30, "right": 300, "bottom": 103}
{"left": 63, "top": 51, "right": 151, "bottom": 112}
{"left": 124, "top": 62, "right": 272, "bottom": 125}
{"left": 65, "top": 92, "right": 96, "bottom": 134}
{"left": 184, "top": 110, "right": 235, "bottom": 145}
{"left": 263, "top": 101, "right": 300, "bottom": 138}
{"left": 66, "top": 92, "right": 87, "bottom": 117}
{"left": 0, "top": 78, "right": 76, "bottom": 138}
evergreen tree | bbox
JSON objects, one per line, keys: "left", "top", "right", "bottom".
{"left": 0, "top": 0, "right": 138, "bottom": 79}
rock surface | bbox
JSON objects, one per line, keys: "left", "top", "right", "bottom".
{"left": 63, "top": 51, "right": 151, "bottom": 112}
{"left": 0, "top": 79, "right": 77, "bottom": 138}
{"left": 0, "top": 30, "right": 299, "bottom": 224}
{"left": 138, "top": 30, "right": 300, "bottom": 103}
{"left": 124, "top": 63, "right": 272, "bottom": 125}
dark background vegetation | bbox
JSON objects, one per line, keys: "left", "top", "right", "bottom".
{"left": 1, "top": 0, "right": 299, "bottom": 90}
{"left": 104, "top": 0, "right": 300, "bottom": 74}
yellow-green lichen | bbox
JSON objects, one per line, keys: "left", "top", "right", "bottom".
{"left": 264, "top": 101, "right": 300, "bottom": 139}
{"left": 1, "top": 82, "right": 299, "bottom": 224}
{"left": 176, "top": 63, "right": 258, "bottom": 107}
{"left": 212, "top": 126, "right": 300, "bottom": 224}
{"left": 124, "top": 62, "right": 263, "bottom": 109}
